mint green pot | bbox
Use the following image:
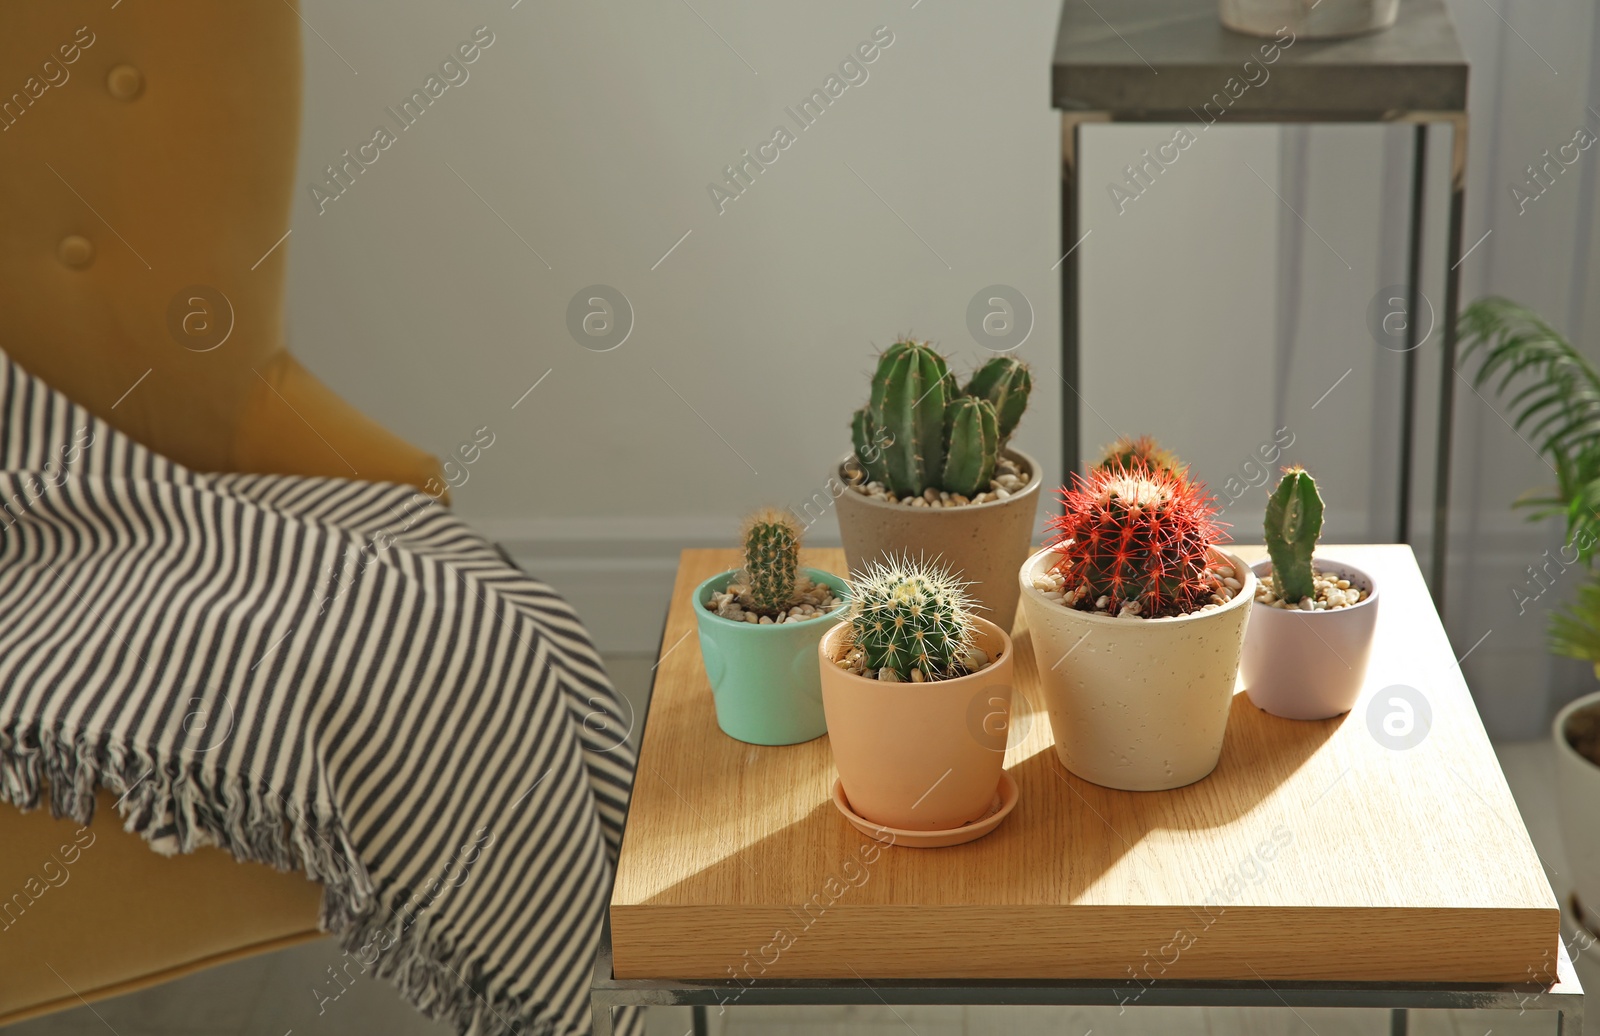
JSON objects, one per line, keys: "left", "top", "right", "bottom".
{"left": 694, "top": 568, "right": 849, "bottom": 746}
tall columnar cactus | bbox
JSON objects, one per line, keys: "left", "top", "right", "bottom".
{"left": 868, "top": 340, "right": 952, "bottom": 498}
{"left": 964, "top": 357, "right": 1033, "bottom": 447}
{"left": 1093, "top": 435, "right": 1185, "bottom": 477}
{"left": 1048, "top": 463, "right": 1225, "bottom": 618}
{"left": 847, "top": 556, "right": 977, "bottom": 681}
{"left": 1263, "top": 467, "right": 1324, "bottom": 604}
{"left": 742, "top": 507, "right": 802, "bottom": 615}
{"left": 851, "top": 341, "right": 1033, "bottom": 497}
{"left": 941, "top": 396, "right": 999, "bottom": 497}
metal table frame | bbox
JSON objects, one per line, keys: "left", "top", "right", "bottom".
{"left": 589, "top": 921, "right": 1584, "bottom": 1035}
{"left": 1059, "top": 107, "right": 1467, "bottom": 604}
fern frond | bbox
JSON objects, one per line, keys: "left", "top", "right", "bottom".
{"left": 1462, "top": 296, "right": 1600, "bottom": 461}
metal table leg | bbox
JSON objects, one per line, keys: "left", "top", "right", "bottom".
{"left": 1059, "top": 113, "right": 1084, "bottom": 477}
{"left": 1398, "top": 124, "right": 1428, "bottom": 543}
{"left": 1430, "top": 113, "right": 1469, "bottom": 606}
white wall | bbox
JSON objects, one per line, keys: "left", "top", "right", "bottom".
{"left": 286, "top": 0, "right": 1600, "bottom": 738}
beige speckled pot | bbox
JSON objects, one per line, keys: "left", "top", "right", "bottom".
{"left": 819, "top": 617, "right": 1014, "bottom": 831}
{"left": 835, "top": 449, "right": 1041, "bottom": 630}
{"left": 1018, "top": 545, "right": 1255, "bottom": 791}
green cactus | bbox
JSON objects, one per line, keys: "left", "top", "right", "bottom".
{"left": 941, "top": 396, "right": 999, "bottom": 498}
{"left": 868, "top": 340, "right": 952, "bottom": 498}
{"left": 1263, "top": 467, "right": 1324, "bottom": 604}
{"left": 964, "top": 357, "right": 1032, "bottom": 447}
{"left": 847, "top": 556, "right": 977, "bottom": 681}
{"left": 742, "top": 507, "right": 802, "bottom": 615}
{"left": 850, "top": 339, "right": 1032, "bottom": 497}
{"left": 851, "top": 407, "right": 890, "bottom": 485}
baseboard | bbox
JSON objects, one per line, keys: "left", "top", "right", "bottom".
{"left": 475, "top": 516, "right": 763, "bottom": 654}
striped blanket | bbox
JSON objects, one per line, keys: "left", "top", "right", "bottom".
{"left": 0, "top": 354, "right": 638, "bottom": 1036}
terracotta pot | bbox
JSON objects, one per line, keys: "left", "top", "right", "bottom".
{"left": 1018, "top": 545, "right": 1255, "bottom": 791}
{"left": 694, "top": 568, "right": 849, "bottom": 745}
{"left": 1239, "top": 558, "right": 1380, "bottom": 721}
{"left": 834, "top": 448, "right": 1041, "bottom": 630}
{"left": 1554, "top": 691, "right": 1600, "bottom": 932}
{"left": 818, "top": 617, "right": 1014, "bottom": 831}
{"left": 1219, "top": 0, "right": 1398, "bottom": 39}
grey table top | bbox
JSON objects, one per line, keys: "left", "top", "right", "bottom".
{"left": 1052, "top": 0, "right": 1468, "bottom": 119}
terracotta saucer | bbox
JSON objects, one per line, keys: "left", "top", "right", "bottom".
{"left": 830, "top": 773, "right": 1018, "bottom": 848}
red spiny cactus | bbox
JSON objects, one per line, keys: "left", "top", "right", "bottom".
{"left": 1048, "top": 462, "right": 1226, "bottom": 618}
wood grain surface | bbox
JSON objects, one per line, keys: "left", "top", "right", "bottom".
{"left": 610, "top": 547, "right": 1559, "bottom": 983}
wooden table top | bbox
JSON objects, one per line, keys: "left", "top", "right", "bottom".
{"left": 610, "top": 546, "right": 1558, "bottom": 983}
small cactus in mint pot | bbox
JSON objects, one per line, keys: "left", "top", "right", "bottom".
{"left": 704, "top": 507, "right": 843, "bottom": 623}
{"left": 742, "top": 507, "right": 802, "bottom": 616}
{"left": 843, "top": 557, "right": 987, "bottom": 682}
{"left": 1262, "top": 467, "right": 1324, "bottom": 605}
{"left": 848, "top": 339, "right": 1033, "bottom": 500}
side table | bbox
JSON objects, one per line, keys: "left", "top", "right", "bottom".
{"left": 593, "top": 547, "right": 1580, "bottom": 1035}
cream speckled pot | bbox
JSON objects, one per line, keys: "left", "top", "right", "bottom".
{"left": 835, "top": 449, "right": 1041, "bottom": 630}
{"left": 1018, "top": 545, "right": 1255, "bottom": 791}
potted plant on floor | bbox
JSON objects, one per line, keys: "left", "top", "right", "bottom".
{"left": 695, "top": 508, "right": 847, "bottom": 745}
{"left": 1461, "top": 295, "right": 1600, "bottom": 938}
{"left": 835, "top": 340, "right": 1041, "bottom": 629}
{"left": 818, "top": 556, "right": 1017, "bottom": 844}
{"left": 1239, "top": 468, "right": 1379, "bottom": 720}
{"left": 1017, "top": 461, "right": 1255, "bottom": 791}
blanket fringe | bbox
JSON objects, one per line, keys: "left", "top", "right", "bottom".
{"left": 1, "top": 725, "right": 555, "bottom": 1036}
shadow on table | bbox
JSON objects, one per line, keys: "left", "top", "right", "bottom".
{"left": 639, "top": 627, "right": 1338, "bottom": 918}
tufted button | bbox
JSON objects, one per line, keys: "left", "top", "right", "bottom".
{"left": 106, "top": 65, "right": 144, "bottom": 101}
{"left": 58, "top": 235, "right": 95, "bottom": 269}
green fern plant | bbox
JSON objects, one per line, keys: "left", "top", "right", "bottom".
{"left": 1462, "top": 296, "right": 1600, "bottom": 668}
{"left": 1549, "top": 580, "right": 1600, "bottom": 679}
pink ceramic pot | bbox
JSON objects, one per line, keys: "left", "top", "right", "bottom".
{"left": 1239, "top": 558, "right": 1380, "bottom": 721}
{"left": 818, "top": 617, "right": 1013, "bottom": 831}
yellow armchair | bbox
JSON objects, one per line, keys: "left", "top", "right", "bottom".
{"left": 0, "top": 0, "right": 443, "bottom": 1023}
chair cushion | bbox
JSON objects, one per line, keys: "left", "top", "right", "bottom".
{"left": 0, "top": 789, "right": 324, "bottom": 1026}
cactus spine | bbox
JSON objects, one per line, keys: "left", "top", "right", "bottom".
{"left": 741, "top": 507, "right": 802, "bottom": 616}
{"left": 847, "top": 556, "right": 977, "bottom": 681}
{"left": 852, "top": 340, "right": 1033, "bottom": 497}
{"left": 965, "top": 357, "right": 1032, "bottom": 447}
{"left": 1263, "top": 467, "right": 1323, "bottom": 604}
{"left": 1048, "top": 462, "right": 1224, "bottom": 618}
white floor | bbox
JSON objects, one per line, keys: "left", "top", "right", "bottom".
{"left": 4, "top": 662, "right": 1594, "bottom": 1035}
